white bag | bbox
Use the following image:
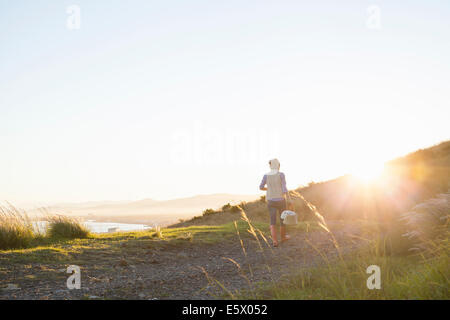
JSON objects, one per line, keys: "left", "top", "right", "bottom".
{"left": 281, "top": 210, "right": 298, "bottom": 225}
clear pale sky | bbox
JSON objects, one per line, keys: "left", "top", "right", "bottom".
{"left": 1, "top": 0, "right": 449, "bottom": 205}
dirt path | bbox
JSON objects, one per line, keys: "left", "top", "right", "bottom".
{"left": 0, "top": 223, "right": 364, "bottom": 300}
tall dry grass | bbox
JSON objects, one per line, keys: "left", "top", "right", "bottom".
{"left": 0, "top": 205, "right": 90, "bottom": 250}
{"left": 202, "top": 209, "right": 275, "bottom": 299}
{"left": 258, "top": 192, "right": 449, "bottom": 299}
{"left": 0, "top": 205, "right": 36, "bottom": 249}
{"left": 399, "top": 190, "right": 449, "bottom": 252}
{"left": 202, "top": 193, "right": 449, "bottom": 299}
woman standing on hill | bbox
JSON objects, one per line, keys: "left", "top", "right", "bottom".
{"left": 259, "top": 158, "right": 291, "bottom": 247}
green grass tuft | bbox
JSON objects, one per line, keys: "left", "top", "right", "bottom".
{"left": 46, "top": 215, "right": 90, "bottom": 239}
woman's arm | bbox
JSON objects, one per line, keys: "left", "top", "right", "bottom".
{"left": 280, "top": 172, "right": 288, "bottom": 194}
{"left": 259, "top": 175, "right": 267, "bottom": 191}
{"left": 280, "top": 173, "right": 292, "bottom": 204}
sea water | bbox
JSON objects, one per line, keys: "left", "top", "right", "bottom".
{"left": 33, "top": 220, "right": 152, "bottom": 234}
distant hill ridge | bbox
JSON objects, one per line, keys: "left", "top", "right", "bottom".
{"left": 35, "top": 193, "right": 259, "bottom": 219}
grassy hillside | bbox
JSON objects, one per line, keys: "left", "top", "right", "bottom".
{"left": 173, "top": 140, "right": 450, "bottom": 228}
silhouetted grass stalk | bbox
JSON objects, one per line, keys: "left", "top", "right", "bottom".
{"left": 290, "top": 190, "right": 344, "bottom": 260}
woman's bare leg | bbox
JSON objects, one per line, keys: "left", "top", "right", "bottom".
{"left": 270, "top": 225, "right": 278, "bottom": 247}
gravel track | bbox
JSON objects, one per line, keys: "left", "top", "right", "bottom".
{"left": 0, "top": 223, "right": 364, "bottom": 300}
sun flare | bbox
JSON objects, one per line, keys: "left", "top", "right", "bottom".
{"left": 350, "top": 161, "right": 385, "bottom": 183}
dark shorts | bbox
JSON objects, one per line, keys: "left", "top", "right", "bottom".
{"left": 267, "top": 199, "right": 286, "bottom": 226}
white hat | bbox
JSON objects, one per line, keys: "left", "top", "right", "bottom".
{"left": 267, "top": 158, "right": 280, "bottom": 175}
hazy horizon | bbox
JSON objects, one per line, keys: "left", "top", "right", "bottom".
{"left": 13, "top": 192, "right": 261, "bottom": 208}
{"left": 1, "top": 1, "right": 449, "bottom": 204}
{"left": 5, "top": 139, "right": 448, "bottom": 208}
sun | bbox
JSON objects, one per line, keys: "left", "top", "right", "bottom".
{"left": 350, "top": 160, "right": 385, "bottom": 183}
